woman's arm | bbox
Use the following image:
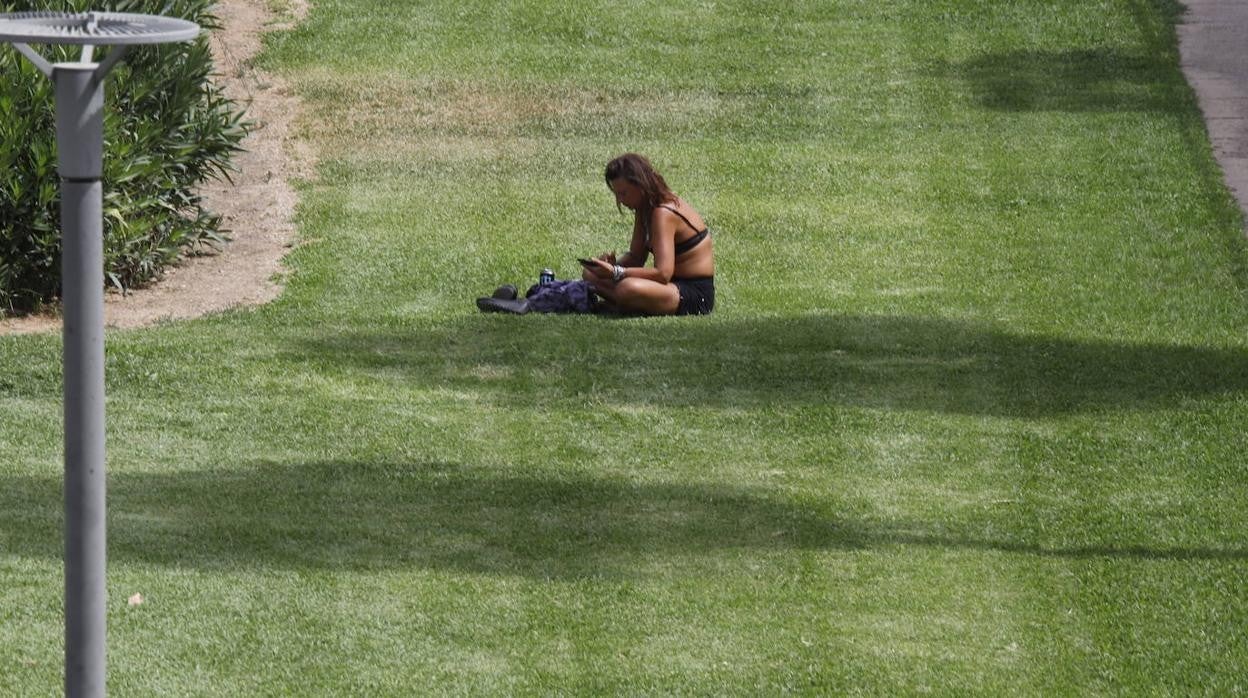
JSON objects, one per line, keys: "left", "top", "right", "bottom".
{"left": 588, "top": 211, "right": 651, "bottom": 284}
{"left": 616, "top": 207, "right": 676, "bottom": 284}
{"left": 608, "top": 211, "right": 647, "bottom": 268}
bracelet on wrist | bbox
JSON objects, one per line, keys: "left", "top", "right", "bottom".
{"left": 613, "top": 264, "right": 626, "bottom": 282}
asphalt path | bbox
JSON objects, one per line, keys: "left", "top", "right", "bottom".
{"left": 1178, "top": 0, "right": 1248, "bottom": 231}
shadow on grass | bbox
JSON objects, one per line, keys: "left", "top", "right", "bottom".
{"left": 295, "top": 313, "right": 1248, "bottom": 417}
{"left": 944, "top": 48, "right": 1187, "bottom": 113}
{"left": 2, "top": 461, "right": 1244, "bottom": 577}
{"left": 943, "top": 0, "right": 1188, "bottom": 113}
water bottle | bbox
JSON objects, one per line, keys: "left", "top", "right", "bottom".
{"left": 539, "top": 268, "right": 555, "bottom": 286}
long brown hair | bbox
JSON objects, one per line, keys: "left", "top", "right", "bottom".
{"left": 604, "top": 153, "right": 675, "bottom": 211}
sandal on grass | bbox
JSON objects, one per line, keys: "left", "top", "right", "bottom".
{"left": 476, "top": 297, "right": 530, "bottom": 314}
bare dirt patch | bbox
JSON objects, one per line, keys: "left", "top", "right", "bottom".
{"left": 0, "top": 0, "right": 313, "bottom": 336}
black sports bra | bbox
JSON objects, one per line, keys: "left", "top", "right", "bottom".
{"left": 647, "top": 204, "right": 710, "bottom": 256}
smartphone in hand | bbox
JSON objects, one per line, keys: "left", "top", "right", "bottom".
{"left": 577, "top": 257, "right": 598, "bottom": 267}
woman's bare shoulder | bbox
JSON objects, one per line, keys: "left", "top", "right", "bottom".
{"left": 655, "top": 199, "right": 705, "bottom": 230}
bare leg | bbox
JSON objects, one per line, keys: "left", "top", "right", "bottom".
{"left": 609, "top": 278, "right": 680, "bottom": 315}
{"left": 583, "top": 269, "right": 622, "bottom": 312}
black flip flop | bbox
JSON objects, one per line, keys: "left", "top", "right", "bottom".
{"left": 476, "top": 297, "right": 531, "bottom": 314}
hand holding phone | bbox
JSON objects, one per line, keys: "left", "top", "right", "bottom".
{"left": 577, "top": 257, "right": 598, "bottom": 268}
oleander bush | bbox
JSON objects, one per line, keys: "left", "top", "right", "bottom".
{"left": 0, "top": 0, "right": 247, "bottom": 315}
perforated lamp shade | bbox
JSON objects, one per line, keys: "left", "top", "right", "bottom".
{"left": 0, "top": 11, "right": 199, "bottom": 44}
{"left": 0, "top": 12, "right": 200, "bottom": 697}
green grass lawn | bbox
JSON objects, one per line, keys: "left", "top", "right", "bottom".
{"left": 4, "top": 0, "right": 1248, "bottom": 693}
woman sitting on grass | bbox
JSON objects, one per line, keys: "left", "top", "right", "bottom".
{"left": 582, "top": 153, "right": 715, "bottom": 316}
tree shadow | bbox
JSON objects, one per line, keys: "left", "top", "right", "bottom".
{"left": 2, "top": 461, "right": 1243, "bottom": 579}
{"left": 945, "top": 48, "right": 1186, "bottom": 113}
{"left": 938, "top": 0, "right": 1187, "bottom": 113}
{"left": 294, "top": 313, "right": 1248, "bottom": 418}
{"left": 0, "top": 462, "right": 861, "bottom": 578}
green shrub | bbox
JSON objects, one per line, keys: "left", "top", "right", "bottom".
{"left": 0, "top": 0, "right": 248, "bottom": 315}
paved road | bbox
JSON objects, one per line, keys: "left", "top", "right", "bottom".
{"left": 1178, "top": 0, "right": 1248, "bottom": 230}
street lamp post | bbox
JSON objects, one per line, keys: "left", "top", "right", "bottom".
{"left": 0, "top": 12, "right": 201, "bottom": 697}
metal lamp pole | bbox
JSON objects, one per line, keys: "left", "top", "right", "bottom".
{"left": 0, "top": 12, "right": 200, "bottom": 697}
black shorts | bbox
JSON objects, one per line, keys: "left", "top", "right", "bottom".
{"left": 673, "top": 277, "right": 715, "bottom": 316}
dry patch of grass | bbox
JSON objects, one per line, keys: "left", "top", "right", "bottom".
{"left": 294, "top": 70, "right": 725, "bottom": 158}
